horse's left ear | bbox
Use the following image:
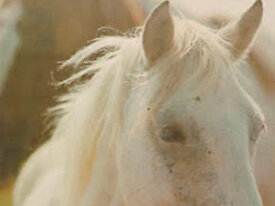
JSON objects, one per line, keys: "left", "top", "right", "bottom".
{"left": 142, "top": 1, "right": 174, "bottom": 64}
{"left": 219, "top": 0, "right": 263, "bottom": 60}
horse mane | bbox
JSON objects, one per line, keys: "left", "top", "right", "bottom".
{"left": 47, "top": 17, "right": 232, "bottom": 204}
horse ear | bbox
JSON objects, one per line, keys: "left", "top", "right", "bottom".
{"left": 219, "top": 0, "right": 263, "bottom": 60}
{"left": 142, "top": 1, "right": 174, "bottom": 64}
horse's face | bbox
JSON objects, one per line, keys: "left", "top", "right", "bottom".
{"left": 118, "top": 1, "right": 265, "bottom": 206}
{"left": 120, "top": 81, "right": 265, "bottom": 206}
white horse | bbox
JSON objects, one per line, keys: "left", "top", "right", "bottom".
{"left": 0, "top": 1, "right": 21, "bottom": 93}
{"left": 13, "top": 1, "right": 266, "bottom": 205}
{"left": 139, "top": 1, "right": 275, "bottom": 205}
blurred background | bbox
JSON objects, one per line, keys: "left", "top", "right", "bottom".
{"left": 0, "top": 0, "right": 274, "bottom": 205}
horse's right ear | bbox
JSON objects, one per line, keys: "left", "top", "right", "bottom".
{"left": 142, "top": 1, "right": 174, "bottom": 65}
{"left": 218, "top": 0, "right": 263, "bottom": 60}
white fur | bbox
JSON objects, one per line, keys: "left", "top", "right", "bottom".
{"left": 13, "top": 1, "right": 265, "bottom": 206}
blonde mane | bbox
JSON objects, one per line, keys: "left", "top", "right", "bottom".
{"left": 48, "top": 17, "right": 233, "bottom": 204}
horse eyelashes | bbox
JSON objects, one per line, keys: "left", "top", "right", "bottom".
{"left": 159, "top": 124, "right": 185, "bottom": 143}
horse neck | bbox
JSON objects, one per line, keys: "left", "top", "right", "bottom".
{"left": 79, "top": 140, "right": 123, "bottom": 205}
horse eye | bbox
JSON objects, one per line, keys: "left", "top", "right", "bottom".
{"left": 158, "top": 125, "right": 185, "bottom": 143}
{"left": 252, "top": 123, "right": 266, "bottom": 143}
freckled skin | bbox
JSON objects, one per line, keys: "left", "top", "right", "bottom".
{"left": 119, "top": 70, "right": 264, "bottom": 206}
